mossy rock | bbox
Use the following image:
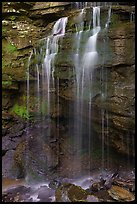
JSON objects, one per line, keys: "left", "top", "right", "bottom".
{"left": 68, "top": 184, "right": 88, "bottom": 201}
{"left": 10, "top": 104, "right": 30, "bottom": 119}
{"left": 55, "top": 182, "right": 88, "bottom": 202}
{"left": 2, "top": 39, "right": 17, "bottom": 56}
{"left": 2, "top": 80, "right": 19, "bottom": 90}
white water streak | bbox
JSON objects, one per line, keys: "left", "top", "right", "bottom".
{"left": 73, "top": 9, "right": 85, "bottom": 164}
{"left": 27, "top": 50, "right": 33, "bottom": 117}
{"left": 36, "top": 64, "right": 40, "bottom": 113}
{"left": 26, "top": 17, "right": 68, "bottom": 181}
{"left": 100, "top": 6, "right": 112, "bottom": 170}
{"left": 73, "top": 6, "right": 101, "bottom": 174}
{"left": 101, "top": 108, "right": 105, "bottom": 170}
{"left": 88, "top": 93, "right": 92, "bottom": 173}
{"left": 105, "top": 6, "right": 111, "bottom": 28}
{"left": 43, "top": 17, "right": 68, "bottom": 118}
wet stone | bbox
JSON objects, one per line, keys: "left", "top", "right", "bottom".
{"left": 90, "top": 182, "right": 103, "bottom": 192}
{"left": 108, "top": 185, "right": 135, "bottom": 201}
{"left": 55, "top": 182, "right": 88, "bottom": 202}
{"left": 2, "top": 186, "right": 31, "bottom": 202}
{"left": 86, "top": 195, "right": 99, "bottom": 202}
{"left": 112, "top": 178, "right": 135, "bottom": 192}
{"left": 37, "top": 185, "right": 55, "bottom": 202}
{"left": 49, "top": 179, "right": 62, "bottom": 190}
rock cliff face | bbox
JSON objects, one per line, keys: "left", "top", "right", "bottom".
{"left": 2, "top": 2, "right": 135, "bottom": 179}
{"left": 2, "top": 2, "right": 74, "bottom": 178}
{"left": 52, "top": 5, "right": 135, "bottom": 158}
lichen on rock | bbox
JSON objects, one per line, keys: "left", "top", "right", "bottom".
{"left": 55, "top": 182, "right": 88, "bottom": 202}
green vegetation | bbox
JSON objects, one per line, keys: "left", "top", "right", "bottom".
{"left": 110, "top": 14, "right": 121, "bottom": 28}
{"left": 11, "top": 104, "right": 30, "bottom": 119}
{"left": 2, "top": 39, "right": 17, "bottom": 56}
{"left": 10, "top": 16, "right": 16, "bottom": 21}
{"left": 7, "top": 42, "right": 17, "bottom": 53}
{"left": 2, "top": 81, "right": 12, "bottom": 86}
{"left": 68, "top": 185, "right": 88, "bottom": 202}
{"left": 2, "top": 39, "right": 18, "bottom": 69}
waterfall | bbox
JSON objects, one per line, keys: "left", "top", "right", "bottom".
{"left": 71, "top": 6, "right": 101, "bottom": 175}
{"left": 105, "top": 6, "right": 111, "bottom": 28}
{"left": 101, "top": 5, "right": 112, "bottom": 171}
{"left": 26, "top": 17, "right": 68, "bottom": 181}
{"left": 75, "top": 2, "right": 88, "bottom": 9}
{"left": 26, "top": 49, "right": 33, "bottom": 183}
{"left": 26, "top": 3, "right": 134, "bottom": 182}
{"left": 71, "top": 5, "right": 113, "bottom": 175}
{"left": 72, "top": 8, "right": 85, "bottom": 174}
{"left": 43, "top": 17, "right": 68, "bottom": 117}
{"left": 130, "top": 11, "right": 135, "bottom": 22}
{"left": 52, "top": 17, "right": 68, "bottom": 36}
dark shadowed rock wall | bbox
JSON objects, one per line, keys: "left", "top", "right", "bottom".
{"left": 2, "top": 2, "right": 135, "bottom": 178}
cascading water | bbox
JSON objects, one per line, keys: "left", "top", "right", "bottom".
{"left": 43, "top": 16, "right": 68, "bottom": 118}
{"left": 101, "top": 5, "right": 111, "bottom": 171}
{"left": 27, "top": 5, "right": 113, "bottom": 180}
{"left": 130, "top": 11, "right": 135, "bottom": 22}
{"left": 26, "top": 17, "right": 68, "bottom": 181}
{"left": 105, "top": 6, "right": 111, "bottom": 28}
{"left": 72, "top": 8, "right": 85, "bottom": 173}
{"left": 71, "top": 6, "right": 101, "bottom": 175}
{"left": 26, "top": 3, "right": 134, "bottom": 183}
{"left": 1, "top": 2, "right": 135, "bottom": 202}
{"left": 75, "top": 2, "right": 88, "bottom": 9}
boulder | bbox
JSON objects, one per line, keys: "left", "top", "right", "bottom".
{"left": 2, "top": 2, "right": 135, "bottom": 178}
{"left": 108, "top": 185, "right": 135, "bottom": 201}
{"left": 55, "top": 182, "right": 88, "bottom": 202}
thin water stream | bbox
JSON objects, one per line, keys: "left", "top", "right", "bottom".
{"left": 26, "top": 3, "right": 134, "bottom": 182}
{"left": 2, "top": 3, "right": 135, "bottom": 202}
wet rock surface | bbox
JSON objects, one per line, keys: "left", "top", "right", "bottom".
{"left": 2, "top": 169, "right": 135, "bottom": 202}
{"left": 55, "top": 182, "right": 88, "bottom": 202}
{"left": 37, "top": 185, "right": 55, "bottom": 202}
{"left": 2, "top": 116, "right": 135, "bottom": 181}
{"left": 2, "top": 150, "right": 17, "bottom": 178}
{"left": 2, "top": 1, "right": 135, "bottom": 187}
{"left": 108, "top": 185, "right": 135, "bottom": 201}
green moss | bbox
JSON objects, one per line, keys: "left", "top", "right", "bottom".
{"left": 74, "top": 199, "right": 86, "bottom": 202}
{"left": 68, "top": 185, "right": 88, "bottom": 201}
{"left": 7, "top": 43, "right": 17, "bottom": 53}
{"left": 10, "top": 16, "right": 16, "bottom": 21}
{"left": 11, "top": 104, "right": 30, "bottom": 119}
{"left": 2, "top": 81, "right": 12, "bottom": 86}
{"left": 110, "top": 14, "right": 121, "bottom": 28}
{"left": 55, "top": 183, "right": 88, "bottom": 202}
